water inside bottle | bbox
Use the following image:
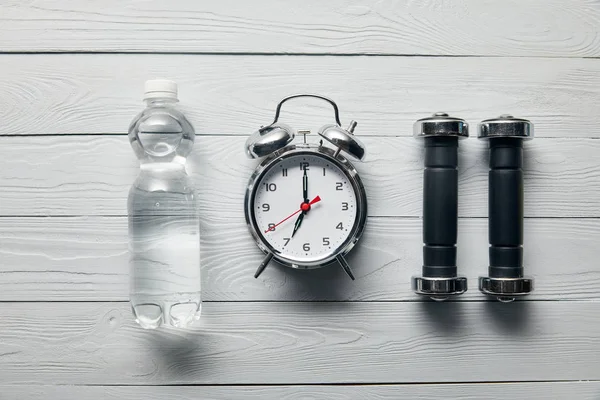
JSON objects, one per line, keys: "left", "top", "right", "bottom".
{"left": 129, "top": 217, "right": 201, "bottom": 329}
{"left": 129, "top": 179, "right": 201, "bottom": 329}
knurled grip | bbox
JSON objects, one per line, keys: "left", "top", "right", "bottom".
{"left": 488, "top": 138, "right": 524, "bottom": 279}
{"left": 423, "top": 136, "right": 458, "bottom": 278}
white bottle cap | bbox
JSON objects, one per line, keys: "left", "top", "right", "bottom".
{"left": 143, "top": 79, "right": 178, "bottom": 101}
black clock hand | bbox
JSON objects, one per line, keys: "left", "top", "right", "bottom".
{"left": 264, "top": 196, "right": 321, "bottom": 234}
{"left": 303, "top": 167, "right": 309, "bottom": 203}
{"left": 291, "top": 211, "right": 305, "bottom": 238}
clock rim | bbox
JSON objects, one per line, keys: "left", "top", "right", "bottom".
{"left": 244, "top": 144, "right": 368, "bottom": 269}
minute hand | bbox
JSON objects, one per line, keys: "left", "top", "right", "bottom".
{"left": 303, "top": 168, "right": 309, "bottom": 203}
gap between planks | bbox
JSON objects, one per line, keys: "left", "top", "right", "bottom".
{"left": 1, "top": 133, "right": 600, "bottom": 139}
{"left": 1, "top": 216, "right": 599, "bottom": 219}
{"left": 28, "top": 379, "right": 600, "bottom": 386}
{"left": 0, "top": 299, "right": 597, "bottom": 304}
{"left": 3, "top": 52, "right": 600, "bottom": 59}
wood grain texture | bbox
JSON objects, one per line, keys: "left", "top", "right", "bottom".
{"left": 1, "top": 136, "right": 598, "bottom": 218}
{"left": 2, "top": 1, "right": 599, "bottom": 392}
{"left": 0, "top": 301, "right": 599, "bottom": 385}
{"left": 1, "top": 0, "right": 599, "bottom": 56}
{"left": 1, "top": 55, "right": 600, "bottom": 137}
{"left": 4, "top": 382, "right": 600, "bottom": 400}
{"left": 1, "top": 216, "right": 599, "bottom": 302}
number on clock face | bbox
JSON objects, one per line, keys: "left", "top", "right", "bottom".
{"left": 253, "top": 153, "right": 358, "bottom": 264}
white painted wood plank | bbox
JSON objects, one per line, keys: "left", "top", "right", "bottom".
{"left": 0, "top": 216, "right": 128, "bottom": 301}
{"left": 1, "top": 0, "right": 599, "bottom": 56}
{"left": 0, "top": 216, "right": 598, "bottom": 302}
{"left": 1, "top": 136, "right": 598, "bottom": 218}
{"left": 4, "top": 382, "right": 600, "bottom": 400}
{"left": 0, "top": 301, "right": 598, "bottom": 384}
{"left": 1, "top": 55, "right": 599, "bottom": 137}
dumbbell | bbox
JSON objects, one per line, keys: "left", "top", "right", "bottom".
{"left": 412, "top": 113, "right": 468, "bottom": 301}
{"left": 478, "top": 115, "right": 534, "bottom": 302}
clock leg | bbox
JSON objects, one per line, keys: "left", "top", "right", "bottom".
{"left": 254, "top": 252, "right": 274, "bottom": 279}
{"left": 337, "top": 255, "right": 355, "bottom": 280}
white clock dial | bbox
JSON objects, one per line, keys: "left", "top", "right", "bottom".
{"left": 252, "top": 152, "right": 358, "bottom": 265}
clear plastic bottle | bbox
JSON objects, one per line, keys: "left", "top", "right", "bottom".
{"left": 128, "top": 79, "right": 201, "bottom": 329}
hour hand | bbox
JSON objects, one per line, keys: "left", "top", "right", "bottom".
{"left": 291, "top": 212, "right": 305, "bottom": 238}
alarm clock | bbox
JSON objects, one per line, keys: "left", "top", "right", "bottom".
{"left": 244, "top": 94, "right": 368, "bottom": 280}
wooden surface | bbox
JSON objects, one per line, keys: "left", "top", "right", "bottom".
{"left": 0, "top": 302, "right": 599, "bottom": 385}
{"left": 1, "top": 136, "right": 599, "bottom": 218}
{"left": 1, "top": 1, "right": 599, "bottom": 398}
{"left": 1, "top": 55, "right": 600, "bottom": 137}
{"left": 1, "top": 216, "right": 599, "bottom": 302}
{"left": 4, "top": 382, "right": 600, "bottom": 400}
{"left": 1, "top": 0, "right": 600, "bottom": 57}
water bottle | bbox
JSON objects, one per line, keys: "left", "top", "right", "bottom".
{"left": 128, "top": 79, "right": 201, "bottom": 329}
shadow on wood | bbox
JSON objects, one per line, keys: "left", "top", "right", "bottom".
{"left": 482, "top": 300, "right": 532, "bottom": 336}
{"left": 263, "top": 261, "right": 358, "bottom": 301}
{"left": 147, "top": 328, "right": 217, "bottom": 381}
{"left": 418, "top": 301, "right": 467, "bottom": 335}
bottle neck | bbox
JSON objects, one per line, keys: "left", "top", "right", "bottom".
{"left": 144, "top": 97, "right": 178, "bottom": 107}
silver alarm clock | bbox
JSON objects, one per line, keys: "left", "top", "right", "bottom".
{"left": 244, "top": 94, "right": 368, "bottom": 280}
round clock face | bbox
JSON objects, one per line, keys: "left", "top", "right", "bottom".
{"left": 249, "top": 150, "right": 363, "bottom": 266}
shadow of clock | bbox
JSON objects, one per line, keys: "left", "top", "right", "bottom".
{"left": 267, "top": 260, "right": 358, "bottom": 301}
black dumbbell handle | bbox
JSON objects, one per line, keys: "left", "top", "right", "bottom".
{"left": 488, "top": 138, "right": 524, "bottom": 279}
{"left": 422, "top": 136, "right": 458, "bottom": 278}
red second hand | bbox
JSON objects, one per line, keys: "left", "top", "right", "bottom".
{"left": 265, "top": 195, "right": 321, "bottom": 233}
